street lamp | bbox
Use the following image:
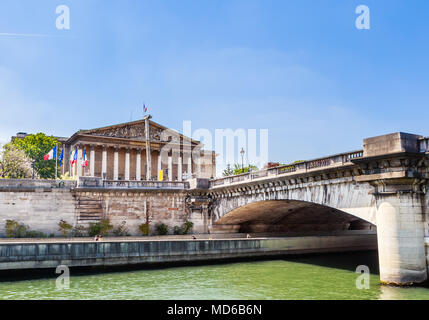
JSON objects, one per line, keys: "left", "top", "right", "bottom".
{"left": 31, "top": 160, "right": 35, "bottom": 179}
{"left": 240, "top": 147, "right": 245, "bottom": 172}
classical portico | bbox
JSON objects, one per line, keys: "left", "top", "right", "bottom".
{"left": 63, "top": 116, "right": 216, "bottom": 181}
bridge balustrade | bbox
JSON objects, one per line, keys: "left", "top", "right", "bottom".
{"left": 345, "top": 151, "right": 364, "bottom": 162}
{"left": 210, "top": 150, "right": 364, "bottom": 187}
{"left": 307, "top": 158, "right": 332, "bottom": 169}
{"left": 420, "top": 138, "right": 429, "bottom": 153}
{"left": 251, "top": 170, "right": 269, "bottom": 179}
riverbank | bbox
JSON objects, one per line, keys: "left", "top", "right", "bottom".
{"left": 0, "top": 231, "right": 377, "bottom": 271}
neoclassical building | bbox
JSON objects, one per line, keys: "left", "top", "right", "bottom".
{"left": 61, "top": 116, "right": 216, "bottom": 181}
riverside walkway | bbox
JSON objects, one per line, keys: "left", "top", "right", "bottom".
{"left": 0, "top": 231, "right": 376, "bottom": 271}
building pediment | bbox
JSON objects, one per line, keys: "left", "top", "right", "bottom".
{"left": 71, "top": 118, "right": 199, "bottom": 145}
{"left": 82, "top": 120, "right": 153, "bottom": 140}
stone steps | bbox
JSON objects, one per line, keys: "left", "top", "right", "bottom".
{"left": 76, "top": 197, "right": 103, "bottom": 223}
{"left": 77, "top": 204, "right": 102, "bottom": 209}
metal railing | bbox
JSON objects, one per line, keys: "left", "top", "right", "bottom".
{"left": 210, "top": 150, "right": 363, "bottom": 188}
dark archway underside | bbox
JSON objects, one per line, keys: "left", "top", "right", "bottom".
{"left": 214, "top": 200, "right": 374, "bottom": 233}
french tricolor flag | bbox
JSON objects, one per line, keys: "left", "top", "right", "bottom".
{"left": 71, "top": 149, "right": 77, "bottom": 167}
{"left": 43, "top": 146, "right": 57, "bottom": 161}
{"left": 82, "top": 150, "right": 88, "bottom": 167}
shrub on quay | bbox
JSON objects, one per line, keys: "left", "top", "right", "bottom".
{"left": 138, "top": 223, "right": 150, "bottom": 236}
{"left": 112, "top": 221, "right": 130, "bottom": 236}
{"left": 173, "top": 220, "right": 194, "bottom": 235}
{"left": 71, "top": 225, "right": 87, "bottom": 237}
{"left": 88, "top": 219, "right": 113, "bottom": 237}
{"left": 156, "top": 223, "right": 169, "bottom": 235}
{"left": 58, "top": 220, "right": 73, "bottom": 237}
{"left": 5, "top": 220, "right": 47, "bottom": 238}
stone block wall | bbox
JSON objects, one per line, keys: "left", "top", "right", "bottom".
{"left": 0, "top": 180, "right": 208, "bottom": 237}
{"left": 74, "top": 189, "right": 193, "bottom": 235}
{"left": 0, "top": 188, "right": 77, "bottom": 236}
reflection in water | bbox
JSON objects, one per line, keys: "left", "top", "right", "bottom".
{"left": 379, "top": 286, "right": 406, "bottom": 300}
{"left": 379, "top": 284, "right": 429, "bottom": 300}
{"left": 0, "top": 251, "right": 428, "bottom": 300}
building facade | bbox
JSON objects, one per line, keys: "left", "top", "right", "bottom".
{"left": 59, "top": 116, "right": 216, "bottom": 181}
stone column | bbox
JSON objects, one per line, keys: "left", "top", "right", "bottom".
{"left": 187, "top": 153, "right": 192, "bottom": 179}
{"left": 157, "top": 151, "right": 162, "bottom": 181}
{"left": 168, "top": 156, "right": 173, "bottom": 181}
{"left": 90, "top": 145, "right": 95, "bottom": 177}
{"left": 102, "top": 146, "right": 107, "bottom": 179}
{"left": 196, "top": 152, "right": 201, "bottom": 178}
{"left": 77, "top": 145, "right": 83, "bottom": 177}
{"left": 375, "top": 181, "right": 427, "bottom": 285}
{"left": 178, "top": 155, "right": 183, "bottom": 181}
{"left": 125, "top": 148, "right": 130, "bottom": 181}
{"left": 113, "top": 147, "right": 119, "bottom": 180}
{"left": 136, "top": 149, "right": 141, "bottom": 181}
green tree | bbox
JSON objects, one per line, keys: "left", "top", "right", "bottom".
{"left": 12, "top": 133, "right": 59, "bottom": 179}
{"left": 233, "top": 163, "right": 258, "bottom": 175}
{"left": 222, "top": 164, "right": 234, "bottom": 177}
{"left": 278, "top": 160, "right": 305, "bottom": 171}
{"left": 0, "top": 144, "right": 35, "bottom": 179}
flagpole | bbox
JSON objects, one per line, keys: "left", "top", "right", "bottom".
{"left": 55, "top": 143, "right": 58, "bottom": 181}
{"left": 62, "top": 147, "right": 65, "bottom": 177}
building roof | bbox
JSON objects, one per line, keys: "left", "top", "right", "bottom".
{"left": 11, "top": 132, "right": 69, "bottom": 144}
{"left": 65, "top": 117, "right": 202, "bottom": 147}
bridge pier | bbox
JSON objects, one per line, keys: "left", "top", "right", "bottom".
{"left": 374, "top": 181, "right": 427, "bottom": 285}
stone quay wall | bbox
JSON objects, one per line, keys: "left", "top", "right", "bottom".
{"left": 0, "top": 233, "right": 377, "bottom": 271}
{"left": 73, "top": 188, "right": 207, "bottom": 235}
{"left": 0, "top": 180, "right": 76, "bottom": 237}
{"left": 0, "top": 180, "right": 206, "bottom": 237}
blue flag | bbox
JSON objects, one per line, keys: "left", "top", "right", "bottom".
{"left": 58, "top": 148, "right": 64, "bottom": 167}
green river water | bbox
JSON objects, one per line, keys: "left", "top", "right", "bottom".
{"left": 0, "top": 251, "right": 429, "bottom": 300}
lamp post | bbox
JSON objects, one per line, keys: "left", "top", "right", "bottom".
{"left": 31, "top": 160, "right": 35, "bottom": 179}
{"left": 240, "top": 147, "right": 245, "bottom": 173}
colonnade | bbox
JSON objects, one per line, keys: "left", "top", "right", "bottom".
{"left": 68, "top": 144, "right": 202, "bottom": 181}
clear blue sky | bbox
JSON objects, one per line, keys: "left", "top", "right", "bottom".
{"left": 1, "top": 0, "right": 428, "bottom": 174}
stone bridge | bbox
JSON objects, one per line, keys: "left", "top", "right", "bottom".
{"left": 1, "top": 132, "right": 428, "bottom": 286}
{"left": 187, "top": 132, "right": 429, "bottom": 286}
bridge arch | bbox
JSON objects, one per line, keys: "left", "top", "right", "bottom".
{"left": 209, "top": 178, "right": 378, "bottom": 232}
{"left": 211, "top": 199, "right": 375, "bottom": 234}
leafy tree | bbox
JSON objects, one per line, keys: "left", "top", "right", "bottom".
{"left": 278, "top": 160, "right": 305, "bottom": 171}
{"left": 222, "top": 164, "right": 234, "bottom": 177}
{"left": 233, "top": 163, "right": 258, "bottom": 175}
{"left": 12, "top": 133, "right": 59, "bottom": 179}
{"left": 279, "top": 160, "right": 305, "bottom": 166}
{"left": 223, "top": 163, "right": 258, "bottom": 177}
{"left": 0, "top": 144, "right": 35, "bottom": 179}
